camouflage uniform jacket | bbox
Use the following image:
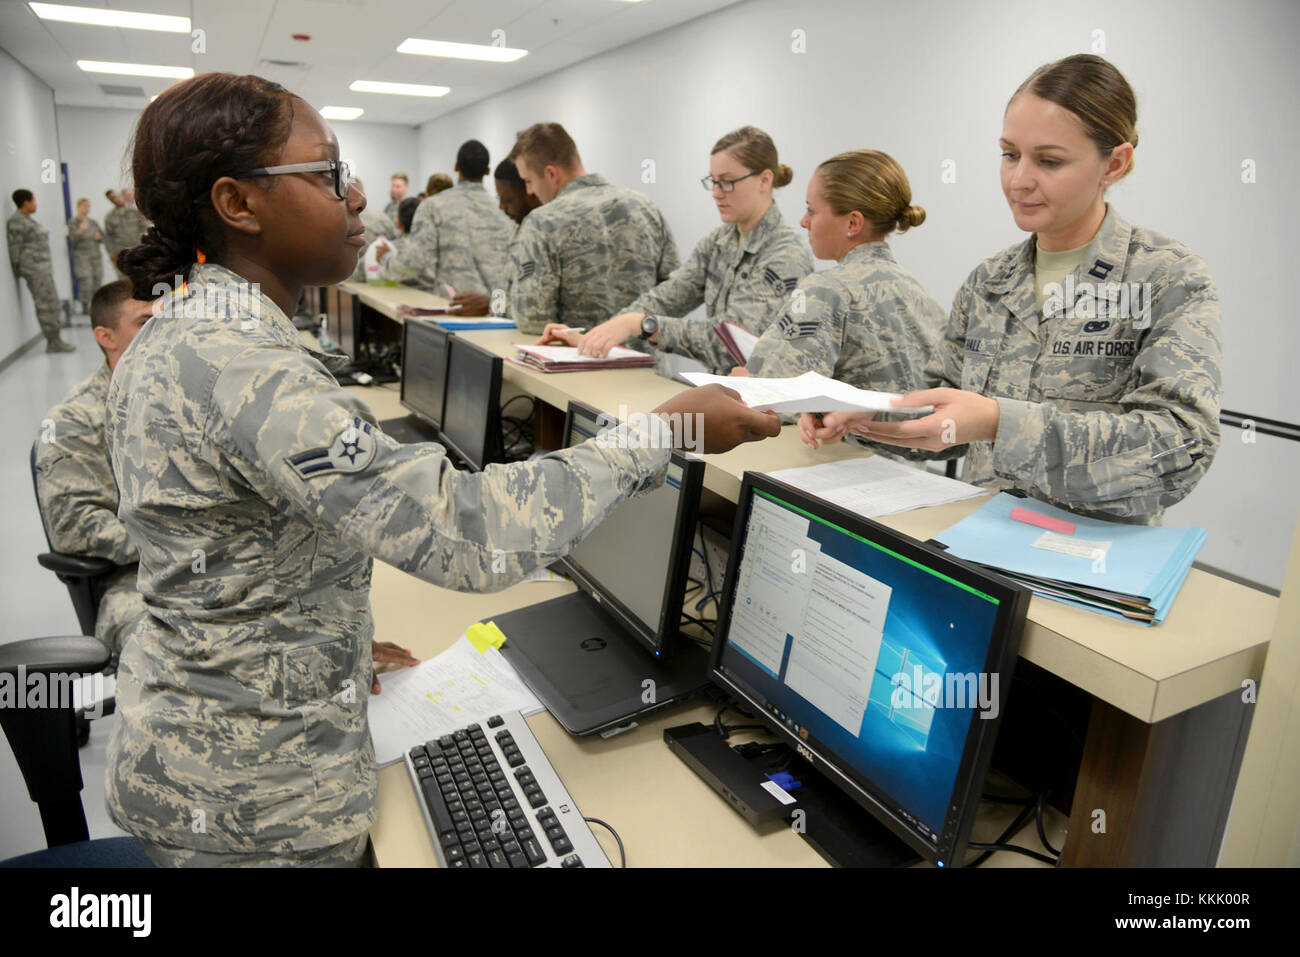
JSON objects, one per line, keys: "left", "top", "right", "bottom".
{"left": 7, "top": 211, "right": 52, "bottom": 276}
{"left": 747, "top": 240, "right": 944, "bottom": 397}
{"left": 925, "top": 205, "right": 1222, "bottom": 524}
{"left": 508, "top": 173, "right": 679, "bottom": 334}
{"left": 627, "top": 202, "right": 813, "bottom": 373}
{"left": 104, "top": 262, "right": 671, "bottom": 852}
{"left": 67, "top": 216, "right": 104, "bottom": 260}
{"left": 35, "top": 363, "right": 143, "bottom": 654}
{"left": 104, "top": 206, "right": 149, "bottom": 260}
{"left": 379, "top": 181, "right": 514, "bottom": 296}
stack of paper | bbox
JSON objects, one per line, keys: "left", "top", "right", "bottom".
{"left": 514, "top": 343, "right": 655, "bottom": 372}
{"left": 368, "top": 632, "right": 543, "bottom": 767}
{"left": 680, "top": 370, "right": 933, "bottom": 416}
{"left": 397, "top": 304, "right": 461, "bottom": 317}
{"left": 769, "top": 456, "right": 985, "bottom": 519}
{"left": 712, "top": 321, "right": 760, "bottom": 366}
{"left": 934, "top": 493, "right": 1207, "bottom": 624}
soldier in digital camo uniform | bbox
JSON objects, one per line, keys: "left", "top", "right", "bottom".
{"left": 35, "top": 281, "right": 154, "bottom": 661}
{"left": 806, "top": 56, "right": 1221, "bottom": 525}
{"left": 745, "top": 150, "right": 944, "bottom": 407}
{"left": 7, "top": 189, "right": 75, "bottom": 352}
{"left": 547, "top": 127, "right": 812, "bottom": 375}
{"left": 103, "top": 188, "right": 149, "bottom": 277}
{"left": 106, "top": 74, "right": 776, "bottom": 866}
{"left": 375, "top": 140, "right": 515, "bottom": 300}
{"left": 507, "top": 122, "right": 679, "bottom": 336}
{"left": 67, "top": 197, "right": 105, "bottom": 314}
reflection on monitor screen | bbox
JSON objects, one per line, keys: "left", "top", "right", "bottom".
{"left": 715, "top": 481, "right": 1021, "bottom": 862}
{"left": 401, "top": 319, "right": 450, "bottom": 428}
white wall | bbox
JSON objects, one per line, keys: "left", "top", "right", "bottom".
{"left": 55, "top": 105, "right": 138, "bottom": 281}
{"left": 1, "top": 48, "right": 73, "bottom": 359}
{"left": 55, "top": 104, "right": 420, "bottom": 243}
{"left": 331, "top": 121, "right": 420, "bottom": 210}
{"left": 414, "top": 0, "right": 1299, "bottom": 589}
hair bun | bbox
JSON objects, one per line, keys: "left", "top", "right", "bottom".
{"left": 773, "top": 163, "right": 794, "bottom": 188}
{"left": 117, "top": 226, "right": 195, "bottom": 301}
{"left": 896, "top": 204, "right": 926, "bottom": 232}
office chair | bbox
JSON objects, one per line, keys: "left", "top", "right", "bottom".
{"left": 0, "top": 635, "right": 151, "bottom": 866}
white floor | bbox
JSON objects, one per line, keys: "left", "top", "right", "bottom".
{"left": 1, "top": 318, "right": 129, "bottom": 860}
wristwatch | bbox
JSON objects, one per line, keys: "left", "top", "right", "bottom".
{"left": 639, "top": 314, "right": 659, "bottom": 340}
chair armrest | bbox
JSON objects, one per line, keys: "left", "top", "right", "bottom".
{"left": 37, "top": 553, "right": 117, "bottom": 578}
{"left": 0, "top": 636, "right": 110, "bottom": 676}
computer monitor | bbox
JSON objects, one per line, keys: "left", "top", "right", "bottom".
{"left": 708, "top": 472, "right": 1029, "bottom": 867}
{"left": 439, "top": 336, "right": 502, "bottom": 471}
{"left": 557, "top": 400, "right": 703, "bottom": 658}
{"left": 399, "top": 319, "right": 451, "bottom": 430}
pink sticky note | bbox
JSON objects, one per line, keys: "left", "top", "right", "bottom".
{"left": 1010, "top": 506, "right": 1075, "bottom": 535}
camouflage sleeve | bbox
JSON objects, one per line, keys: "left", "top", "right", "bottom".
{"left": 508, "top": 216, "right": 561, "bottom": 335}
{"left": 744, "top": 273, "right": 844, "bottom": 378}
{"left": 378, "top": 201, "right": 435, "bottom": 282}
{"left": 7, "top": 220, "right": 20, "bottom": 272}
{"left": 209, "top": 347, "right": 672, "bottom": 592}
{"left": 991, "top": 268, "right": 1222, "bottom": 520}
{"left": 628, "top": 233, "right": 707, "bottom": 320}
{"left": 656, "top": 209, "right": 680, "bottom": 283}
{"left": 33, "top": 418, "right": 138, "bottom": 564}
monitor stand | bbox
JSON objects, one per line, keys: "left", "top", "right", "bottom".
{"left": 379, "top": 413, "right": 439, "bottom": 446}
{"left": 664, "top": 721, "right": 920, "bottom": 868}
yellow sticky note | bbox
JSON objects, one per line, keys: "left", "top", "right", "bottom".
{"left": 466, "top": 620, "right": 509, "bottom": 653}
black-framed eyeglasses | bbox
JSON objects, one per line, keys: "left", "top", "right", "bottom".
{"left": 244, "top": 159, "right": 355, "bottom": 199}
{"left": 700, "top": 171, "right": 760, "bottom": 193}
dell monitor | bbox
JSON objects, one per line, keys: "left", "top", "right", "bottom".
{"left": 400, "top": 318, "right": 451, "bottom": 430}
{"left": 493, "top": 400, "right": 710, "bottom": 735}
{"left": 706, "top": 472, "right": 1029, "bottom": 867}
{"left": 556, "top": 400, "right": 702, "bottom": 658}
{"left": 439, "top": 336, "right": 503, "bottom": 471}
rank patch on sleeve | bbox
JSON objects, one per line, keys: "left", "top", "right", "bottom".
{"left": 764, "top": 267, "right": 798, "bottom": 294}
{"left": 777, "top": 313, "right": 819, "bottom": 339}
{"left": 517, "top": 261, "right": 535, "bottom": 279}
{"left": 288, "top": 417, "right": 377, "bottom": 479}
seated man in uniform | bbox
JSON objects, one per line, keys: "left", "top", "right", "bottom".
{"left": 34, "top": 280, "right": 153, "bottom": 660}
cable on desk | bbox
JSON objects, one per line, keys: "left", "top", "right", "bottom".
{"left": 680, "top": 613, "right": 715, "bottom": 636}
{"left": 583, "top": 817, "right": 626, "bottom": 867}
{"left": 500, "top": 394, "right": 537, "bottom": 419}
{"left": 968, "top": 789, "right": 1061, "bottom": 867}
{"left": 1035, "top": 791, "right": 1061, "bottom": 858}
{"left": 713, "top": 702, "right": 767, "bottom": 740}
{"left": 965, "top": 842, "right": 1059, "bottom": 866}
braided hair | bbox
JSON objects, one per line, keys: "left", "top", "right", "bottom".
{"left": 117, "top": 73, "right": 296, "bottom": 301}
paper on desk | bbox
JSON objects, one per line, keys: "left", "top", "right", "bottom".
{"left": 520, "top": 566, "right": 570, "bottom": 584}
{"left": 679, "top": 370, "right": 934, "bottom": 415}
{"left": 769, "top": 456, "right": 984, "bottom": 519}
{"left": 516, "top": 343, "right": 650, "bottom": 364}
{"left": 368, "top": 635, "right": 543, "bottom": 767}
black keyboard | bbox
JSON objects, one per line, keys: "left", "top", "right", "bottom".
{"left": 405, "top": 710, "right": 611, "bottom": 868}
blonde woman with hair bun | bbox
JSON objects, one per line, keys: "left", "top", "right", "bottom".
{"left": 537, "top": 125, "right": 813, "bottom": 372}
{"left": 744, "top": 148, "right": 945, "bottom": 407}
{"left": 806, "top": 55, "right": 1222, "bottom": 524}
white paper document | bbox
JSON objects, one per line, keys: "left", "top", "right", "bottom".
{"left": 367, "top": 636, "right": 543, "bottom": 767}
{"left": 680, "top": 370, "right": 934, "bottom": 415}
{"left": 769, "top": 456, "right": 984, "bottom": 519}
